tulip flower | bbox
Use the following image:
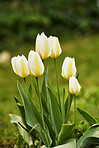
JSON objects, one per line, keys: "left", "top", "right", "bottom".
{"left": 35, "top": 32, "right": 51, "bottom": 60}
{"left": 11, "top": 55, "right": 29, "bottom": 78}
{"left": 28, "top": 50, "right": 44, "bottom": 77}
{"left": 61, "top": 57, "right": 76, "bottom": 80}
{"left": 48, "top": 36, "right": 62, "bottom": 59}
{"left": 69, "top": 76, "right": 81, "bottom": 94}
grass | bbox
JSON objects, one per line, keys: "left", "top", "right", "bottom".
{"left": 0, "top": 34, "right": 99, "bottom": 147}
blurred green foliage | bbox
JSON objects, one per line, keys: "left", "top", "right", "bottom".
{"left": 0, "top": 0, "right": 99, "bottom": 51}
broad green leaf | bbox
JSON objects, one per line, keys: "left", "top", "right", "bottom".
{"left": 16, "top": 103, "right": 26, "bottom": 123}
{"left": 44, "top": 115, "right": 56, "bottom": 142}
{"left": 9, "top": 114, "right": 33, "bottom": 146}
{"left": 41, "top": 93, "right": 49, "bottom": 115}
{"left": 29, "top": 84, "right": 32, "bottom": 97}
{"left": 17, "top": 81, "right": 52, "bottom": 147}
{"left": 41, "top": 69, "right": 48, "bottom": 101}
{"left": 47, "top": 86, "right": 62, "bottom": 136}
{"left": 65, "top": 93, "right": 73, "bottom": 123}
{"left": 58, "top": 123, "right": 75, "bottom": 145}
{"left": 77, "top": 123, "right": 99, "bottom": 148}
{"left": 80, "top": 137, "right": 99, "bottom": 148}
{"left": 39, "top": 129, "right": 51, "bottom": 148}
{"left": 17, "top": 81, "right": 43, "bottom": 128}
{"left": 41, "top": 69, "right": 49, "bottom": 115}
{"left": 53, "top": 138, "right": 76, "bottom": 148}
{"left": 77, "top": 107, "right": 97, "bottom": 125}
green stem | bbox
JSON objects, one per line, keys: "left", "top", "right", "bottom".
{"left": 36, "top": 77, "right": 42, "bottom": 115}
{"left": 35, "top": 77, "right": 45, "bottom": 129}
{"left": 66, "top": 81, "right": 70, "bottom": 123}
{"left": 74, "top": 94, "right": 76, "bottom": 124}
{"left": 54, "top": 59, "right": 60, "bottom": 107}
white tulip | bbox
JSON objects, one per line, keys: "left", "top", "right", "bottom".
{"left": 48, "top": 36, "right": 62, "bottom": 58}
{"left": 28, "top": 50, "right": 44, "bottom": 77}
{"left": 11, "top": 55, "right": 29, "bottom": 78}
{"left": 62, "top": 57, "right": 76, "bottom": 80}
{"left": 35, "top": 32, "right": 51, "bottom": 60}
{"left": 69, "top": 76, "right": 81, "bottom": 94}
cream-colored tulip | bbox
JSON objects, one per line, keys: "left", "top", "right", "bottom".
{"left": 28, "top": 50, "right": 44, "bottom": 77}
{"left": 61, "top": 57, "right": 76, "bottom": 80}
{"left": 48, "top": 36, "right": 62, "bottom": 58}
{"left": 69, "top": 76, "right": 81, "bottom": 94}
{"left": 11, "top": 55, "right": 29, "bottom": 78}
{"left": 35, "top": 32, "right": 51, "bottom": 60}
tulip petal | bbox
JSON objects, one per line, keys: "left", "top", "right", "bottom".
{"left": 28, "top": 51, "right": 44, "bottom": 77}
{"left": 69, "top": 76, "right": 81, "bottom": 94}
{"left": 36, "top": 32, "right": 51, "bottom": 60}
{"left": 62, "top": 57, "right": 76, "bottom": 80}
{"left": 49, "top": 36, "right": 62, "bottom": 59}
{"left": 11, "top": 57, "right": 19, "bottom": 76}
{"left": 11, "top": 55, "right": 29, "bottom": 78}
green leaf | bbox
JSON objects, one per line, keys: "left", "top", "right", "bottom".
{"left": 41, "top": 93, "right": 49, "bottom": 115}
{"left": 29, "top": 84, "right": 32, "bottom": 97}
{"left": 53, "top": 138, "right": 76, "bottom": 148}
{"left": 38, "top": 129, "right": 51, "bottom": 148}
{"left": 17, "top": 80, "right": 43, "bottom": 128}
{"left": 17, "top": 81, "right": 52, "bottom": 147}
{"left": 77, "top": 123, "right": 99, "bottom": 148}
{"left": 16, "top": 103, "right": 26, "bottom": 123}
{"left": 41, "top": 69, "right": 48, "bottom": 101}
{"left": 14, "top": 96, "right": 22, "bottom": 104}
{"left": 9, "top": 114, "right": 33, "bottom": 146}
{"left": 65, "top": 94, "right": 73, "bottom": 123}
{"left": 77, "top": 107, "right": 97, "bottom": 125}
{"left": 44, "top": 115, "right": 56, "bottom": 142}
{"left": 47, "top": 86, "right": 62, "bottom": 136}
{"left": 58, "top": 123, "right": 75, "bottom": 145}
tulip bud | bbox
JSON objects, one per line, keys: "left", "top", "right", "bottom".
{"left": 11, "top": 55, "right": 29, "bottom": 78}
{"left": 28, "top": 50, "right": 44, "bottom": 77}
{"left": 48, "top": 36, "right": 62, "bottom": 58}
{"left": 61, "top": 57, "right": 76, "bottom": 80}
{"left": 35, "top": 32, "right": 51, "bottom": 60}
{"left": 69, "top": 76, "right": 81, "bottom": 94}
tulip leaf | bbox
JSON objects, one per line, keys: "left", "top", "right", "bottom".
{"left": 44, "top": 115, "right": 56, "bottom": 143}
{"left": 41, "top": 93, "right": 49, "bottom": 115}
{"left": 53, "top": 138, "right": 76, "bottom": 148}
{"left": 14, "top": 96, "right": 22, "bottom": 104}
{"left": 77, "top": 107, "right": 97, "bottom": 125}
{"left": 17, "top": 81, "right": 43, "bottom": 129}
{"left": 38, "top": 129, "right": 51, "bottom": 148}
{"left": 57, "top": 123, "right": 75, "bottom": 145}
{"left": 77, "top": 123, "right": 99, "bottom": 148}
{"left": 41, "top": 69, "right": 48, "bottom": 101}
{"left": 9, "top": 114, "right": 33, "bottom": 146}
{"left": 47, "top": 86, "right": 62, "bottom": 136}
{"left": 29, "top": 84, "right": 32, "bottom": 98}
{"left": 65, "top": 94, "right": 73, "bottom": 123}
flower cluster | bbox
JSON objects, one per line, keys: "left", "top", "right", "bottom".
{"left": 11, "top": 32, "right": 81, "bottom": 95}
{"left": 62, "top": 57, "right": 81, "bottom": 94}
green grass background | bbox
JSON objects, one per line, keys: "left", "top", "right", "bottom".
{"left": 0, "top": 34, "right": 99, "bottom": 146}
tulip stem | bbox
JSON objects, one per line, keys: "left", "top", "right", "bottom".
{"left": 66, "top": 81, "right": 70, "bottom": 123}
{"left": 36, "top": 77, "right": 42, "bottom": 114}
{"left": 74, "top": 95, "right": 76, "bottom": 124}
{"left": 36, "top": 77, "right": 44, "bottom": 128}
{"left": 54, "top": 59, "right": 61, "bottom": 107}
